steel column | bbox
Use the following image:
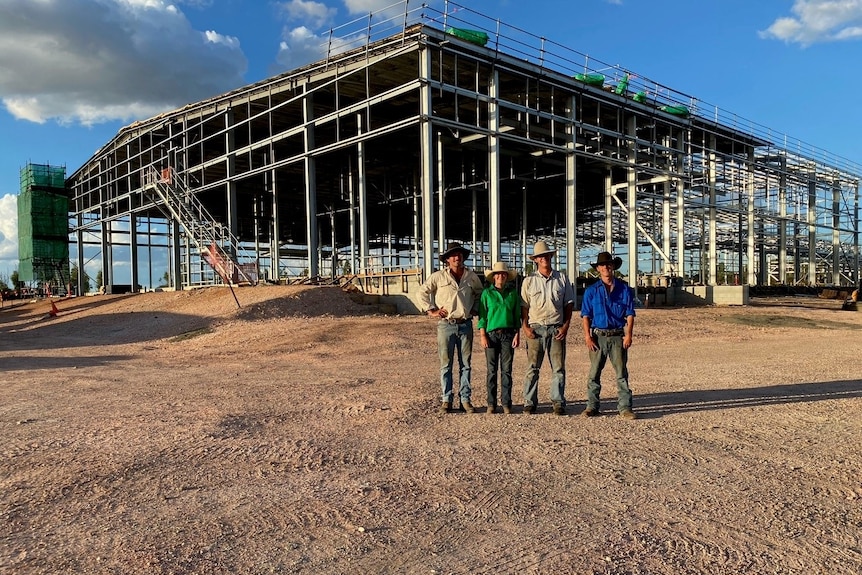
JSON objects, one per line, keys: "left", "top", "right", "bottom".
{"left": 708, "top": 134, "right": 717, "bottom": 286}
{"left": 808, "top": 173, "right": 817, "bottom": 285}
{"left": 357, "top": 113, "right": 369, "bottom": 273}
{"left": 303, "top": 87, "right": 319, "bottom": 277}
{"left": 566, "top": 94, "right": 577, "bottom": 283}
{"left": 420, "top": 46, "right": 435, "bottom": 278}
{"left": 488, "top": 68, "right": 501, "bottom": 265}
{"left": 747, "top": 149, "right": 756, "bottom": 286}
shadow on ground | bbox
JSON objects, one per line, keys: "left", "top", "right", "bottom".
{"left": 0, "top": 311, "right": 210, "bottom": 352}
{"left": 0, "top": 354, "right": 138, "bottom": 371}
{"left": 634, "top": 379, "right": 862, "bottom": 417}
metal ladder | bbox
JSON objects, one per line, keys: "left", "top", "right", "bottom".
{"left": 142, "top": 165, "right": 256, "bottom": 286}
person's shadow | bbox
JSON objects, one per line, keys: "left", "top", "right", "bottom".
{"left": 631, "top": 380, "right": 861, "bottom": 418}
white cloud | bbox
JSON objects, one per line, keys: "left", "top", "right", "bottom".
{"left": 0, "top": 0, "right": 248, "bottom": 126}
{"left": 342, "top": 0, "right": 414, "bottom": 24}
{"left": 0, "top": 194, "right": 19, "bottom": 271}
{"left": 280, "top": 0, "right": 337, "bottom": 28}
{"left": 760, "top": 0, "right": 862, "bottom": 44}
{"left": 343, "top": 0, "right": 398, "bottom": 16}
{"left": 204, "top": 30, "right": 241, "bottom": 49}
{"left": 275, "top": 0, "right": 394, "bottom": 72}
{"left": 275, "top": 25, "right": 371, "bottom": 71}
{"left": 276, "top": 26, "right": 327, "bottom": 70}
{"left": 834, "top": 25, "right": 862, "bottom": 39}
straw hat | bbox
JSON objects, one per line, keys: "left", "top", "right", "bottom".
{"left": 591, "top": 251, "right": 623, "bottom": 270}
{"left": 529, "top": 240, "right": 556, "bottom": 260}
{"left": 439, "top": 242, "right": 470, "bottom": 262}
{"left": 484, "top": 261, "right": 517, "bottom": 282}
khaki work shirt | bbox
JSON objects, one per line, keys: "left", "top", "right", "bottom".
{"left": 417, "top": 267, "right": 484, "bottom": 319}
{"left": 521, "top": 270, "right": 575, "bottom": 326}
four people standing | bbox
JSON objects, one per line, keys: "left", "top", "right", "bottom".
{"left": 420, "top": 241, "right": 636, "bottom": 419}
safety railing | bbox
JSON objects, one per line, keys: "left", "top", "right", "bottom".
{"left": 142, "top": 166, "right": 257, "bottom": 286}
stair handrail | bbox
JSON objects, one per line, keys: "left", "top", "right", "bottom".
{"left": 142, "top": 165, "right": 256, "bottom": 286}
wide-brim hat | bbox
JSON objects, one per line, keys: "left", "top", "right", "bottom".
{"left": 439, "top": 242, "right": 471, "bottom": 262}
{"left": 529, "top": 240, "right": 556, "bottom": 260}
{"left": 591, "top": 251, "right": 623, "bottom": 270}
{"left": 484, "top": 261, "right": 517, "bottom": 282}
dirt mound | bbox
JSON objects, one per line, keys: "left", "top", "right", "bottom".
{"left": 233, "top": 286, "right": 377, "bottom": 320}
{"left": 0, "top": 285, "right": 379, "bottom": 349}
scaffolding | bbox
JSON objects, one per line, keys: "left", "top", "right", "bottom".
{"left": 66, "top": 0, "right": 861, "bottom": 301}
{"left": 18, "top": 163, "right": 70, "bottom": 292}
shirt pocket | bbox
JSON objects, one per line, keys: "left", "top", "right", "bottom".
{"left": 609, "top": 300, "right": 626, "bottom": 319}
{"left": 526, "top": 283, "right": 544, "bottom": 301}
{"left": 553, "top": 285, "right": 567, "bottom": 301}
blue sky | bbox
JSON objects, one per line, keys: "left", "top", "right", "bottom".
{"left": 1, "top": 0, "right": 861, "bottom": 279}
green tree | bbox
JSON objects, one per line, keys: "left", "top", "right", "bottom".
{"left": 96, "top": 269, "right": 103, "bottom": 291}
{"left": 70, "top": 264, "right": 92, "bottom": 293}
{"left": 0, "top": 272, "right": 9, "bottom": 291}
{"left": 10, "top": 270, "right": 19, "bottom": 289}
{"left": 158, "top": 271, "right": 170, "bottom": 288}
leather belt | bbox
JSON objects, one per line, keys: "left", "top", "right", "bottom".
{"left": 443, "top": 317, "right": 472, "bottom": 324}
{"left": 593, "top": 328, "right": 624, "bottom": 336}
{"left": 489, "top": 328, "right": 517, "bottom": 335}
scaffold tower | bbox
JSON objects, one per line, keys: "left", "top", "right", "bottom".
{"left": 18, "top": 163, "right": 70, "bottom": 292}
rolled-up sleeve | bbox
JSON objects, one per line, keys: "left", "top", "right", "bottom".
{"left": 417, "top": 272, "right": 441, "bottom": 312}
{"left": 418, "top": 269, "right": 482, "bottom": 319}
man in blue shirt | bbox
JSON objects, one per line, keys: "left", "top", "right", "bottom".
{"left": 580, "top": 252, "right": 637, "bottom": 419}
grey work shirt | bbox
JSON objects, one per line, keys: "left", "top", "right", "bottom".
{"left": 521, "top": 270, "right": 575, "bottom": 326}
{"left": 417, "top": 267, "right": 483, "bottom": 319}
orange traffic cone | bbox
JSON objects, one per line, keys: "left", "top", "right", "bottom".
{"left": 48, "top": 301, "right": 59, "bottom": 317}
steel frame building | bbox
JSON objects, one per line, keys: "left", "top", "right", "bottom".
{"left": 68, "top": 1, "right": 861, "bottom": 297}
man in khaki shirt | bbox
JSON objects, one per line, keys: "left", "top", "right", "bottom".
{"left": 520, "top": 240, "right": 575, "bottom": 415}
{"left": 417, "top": 243, "right": 484, "bottom": 414}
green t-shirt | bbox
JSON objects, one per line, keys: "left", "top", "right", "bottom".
{"left": 477, "top": 284, "right": 521, "bottom": 331}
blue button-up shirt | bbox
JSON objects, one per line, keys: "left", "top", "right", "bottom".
{"left": 580, "top": 278, "right": 635, "bottom": 329}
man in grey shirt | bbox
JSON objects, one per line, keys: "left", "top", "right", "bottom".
{"left": 520, "top": 240, "right": 575, "bottom": 415}
{"left": 417, "top": 243, "right": 484, "bottom": 414}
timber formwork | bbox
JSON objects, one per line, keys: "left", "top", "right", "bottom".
{"left": 67, "top": 1, "right": 861, "bottom": 296}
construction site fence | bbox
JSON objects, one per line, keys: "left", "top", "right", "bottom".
{"left": 353, "top": 267, "right": 424, "bottom": 295}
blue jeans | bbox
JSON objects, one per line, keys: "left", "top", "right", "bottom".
{"left": 522, "top": 325, "right": 566, "bottom": 408}
{"left": 484, "top": 329, "right": 516, "bottom": 407}
{"left": 586, "top": 334, "right": 632, "bottom": 412}
{"left": 437, "top": 321, "right": 474, "bottom": 403}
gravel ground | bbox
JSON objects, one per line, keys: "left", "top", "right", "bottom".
{"left": 1, "top": 286, "right": 861, "bottom": 574}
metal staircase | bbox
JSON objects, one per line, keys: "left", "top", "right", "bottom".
{"left": 142, "top": 166, "right": 256, "bottom": 286}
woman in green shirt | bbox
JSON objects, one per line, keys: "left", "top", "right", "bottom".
{"left": 478, "top": 262, "right": 521, "bottom": 414}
